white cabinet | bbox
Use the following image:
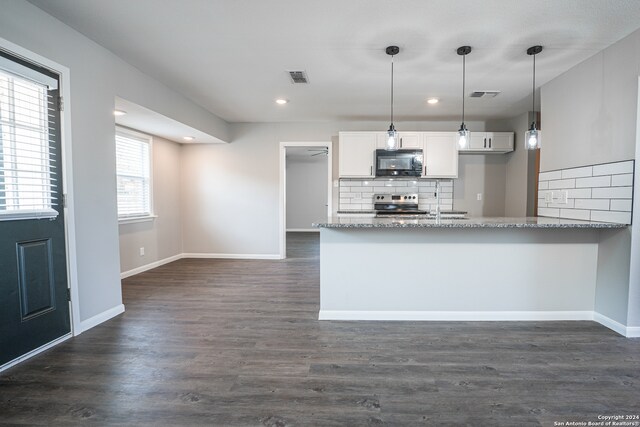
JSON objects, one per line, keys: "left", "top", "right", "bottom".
{"left": 422, "top": 132, "right": 458, "bottom": 178}
{"left": 488, "top": 133, "right": 513, "bottom": 151}
{"left": 338, "top": 132, "right": 376, "bottom": 177}
{"left": 464, "top": 132, "right": 514, "bottom": 153}
{"left": 338, "top": 130, "right": 510, "bottom": 178}
{"left": 375, "top": 131, "right": 422, "bottom": 149}
{"left": 398, "top": 132, "right": 422, "bottom": 148}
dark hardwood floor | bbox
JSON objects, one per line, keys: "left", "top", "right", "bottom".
{"left": 1, "top": 232, "right": 639, "bottom": 426}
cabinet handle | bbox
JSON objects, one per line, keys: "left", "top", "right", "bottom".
{"left": 370, "top": 165, "right": 373, "bottom": 176}
{"left": 424, "top": 166, "right": 427, "bottom": 175}
{"left": 489, "top": 137, "right": 492, "bottom": 148}
{"left": 484, "top": 137, "right": 487, "bottom": 148}
{"left": 400, "top": 137, "right": 403, "bottom": 148}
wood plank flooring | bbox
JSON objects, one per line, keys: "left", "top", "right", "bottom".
{"left": 1, "top": 232, "right": 639, "bottom": 426}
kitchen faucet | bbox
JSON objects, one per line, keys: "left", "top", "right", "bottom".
{"left": 434, "top": 180, "right": 441, "bottom": 220}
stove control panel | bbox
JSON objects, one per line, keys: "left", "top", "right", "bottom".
{"left": 373, "top": 193, "right": 419, "bottom": 204}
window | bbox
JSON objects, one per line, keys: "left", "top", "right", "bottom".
{"left": 0, "top": 56, "right": 58, "bottom": 221}
{"left": 115, "top": 128, "right": 152, "bottom": 219}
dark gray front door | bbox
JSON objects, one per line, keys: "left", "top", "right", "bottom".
{"left": 0, "top": 50, "right": 70, "bottom": 367}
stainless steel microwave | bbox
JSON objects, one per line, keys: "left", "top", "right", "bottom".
{"left": 375, "top": 149, "right": 423, "bottom": 177}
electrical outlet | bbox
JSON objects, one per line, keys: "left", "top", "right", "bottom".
{"left": 139, "top": 247, "right": 145, "bottom": 256}
{"left": 549, "top": 190, "right": 569, "bottom": 204}
{"left": 544, "top": 192, "right": 552, "bottom": 203}
{"left": 559, "top": 190, "right": 568, "bottom": 204}
{"left": 476, "top": 193, "right": 482, "bottom": 201}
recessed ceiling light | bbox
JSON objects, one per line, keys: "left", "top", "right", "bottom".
{"left": 427, "top": 98, "right": 439, "bottom": 104}
{"left": 275, "top": 98, "right": 288, "bottom": 105}
{"left": 183, "top": 136, "right": 195, "bottom": 141}
{"left": 113, "top": 109, "right": 127, "bottom": 116}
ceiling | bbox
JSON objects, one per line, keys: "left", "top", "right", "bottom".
{"left": 115, "top": 97, "right": 224, "bottom": 144}
{"left": 30, "top": 0, "right": 640, "bottom": 123}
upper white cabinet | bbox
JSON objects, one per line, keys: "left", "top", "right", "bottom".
{"left": 398, "top": 132, "right": 422, "bottom": 149}
{"left": 338, "top": 130, "right": 512, "bottom": 178}
{"left": 464, "top": 132, "right": 514, "bottom": 153}
{"left": 374, "top": 131, "right": 422, "bottom": 149}
{"left": 338, "top": 132, "right": 376, "bottom": 177}
{"left": 422, "top": 133, "right": 458, "bottom": 178}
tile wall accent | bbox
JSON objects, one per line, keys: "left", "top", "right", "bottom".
{"left": 538, "top": 160, "right": 634, "bottom": 224}
{"left": 339, "top": 178, "right": 454, "bottom": 212}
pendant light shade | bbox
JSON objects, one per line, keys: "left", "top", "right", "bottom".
{"left": 456, "top": 46, "right": 472, "bottom": 150}
{"left": 525, "top": 45, "right": 543, "bottom": 150}
{"left": 385, "top": 46, "right": 400, "bottom": 151}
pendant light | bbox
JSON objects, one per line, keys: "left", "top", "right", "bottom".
{"left": 456, "top": 46, "right": 472, "bottom": 149}
{"left": 525, "top": 45, "right": 543, "bottom": 150}
{"left": 385, "top": 45, "right": 400, "bottom": 151}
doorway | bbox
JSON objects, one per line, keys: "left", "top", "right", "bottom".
{"left": 279, "top": 142, "right": 332, "bottom": 259}
{"left": 0, "top": 44, "right": 77, "bottom": 370}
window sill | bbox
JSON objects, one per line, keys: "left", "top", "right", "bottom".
{"left": 0, "top": 209, "right": 59, "bottom": 222}
{"left": 118, "top": 214, "right": 157, "bottom": 225}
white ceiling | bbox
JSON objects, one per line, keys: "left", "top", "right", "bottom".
{"left": 30, "top": 0, "right": 640, "bottom": 123}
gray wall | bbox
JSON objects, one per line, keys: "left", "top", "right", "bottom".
{"left": 0, "top": 1, "right": 228, "bottom": 323}
{"left": 180, "top": 120, "right": 486, "bottom": 255}
{"left": 541, "top": 29, "right": 640, "bottom": 172}
{"left": 119, "top": 136, "right": 183, "bottom": 273}
{"left": 286, "top": 153, "right": 328, "bottom": 231}
{"left": 595, "top": 229, "right": 631, "bottom": 325}
{"left": 505, "top": 112, "right": 534, "bottom": 217}
{"left": 453, "top": 155, "right": 507, "bottom": 217}
{"left": 539, "top": 28, "right": 640, "bottom": 328}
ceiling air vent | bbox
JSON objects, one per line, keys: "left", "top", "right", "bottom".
{"left": 288, "top": 70, "right": 309, "bottom": 84}
{"left": 470, "top": 90, "right": 501, "bottom": 98}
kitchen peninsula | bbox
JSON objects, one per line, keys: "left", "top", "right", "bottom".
{"left": 314, "top": 216, "right": 629, "bottom": 331}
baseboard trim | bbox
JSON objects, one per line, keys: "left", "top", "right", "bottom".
{"left": 318, "top": 310, "right": 594, "bottom": 321}
{"left": 593, "top": 312, "right": 637, "bottom": 337}
{"left": 0, "top": 333, "right": 72, "bottom": 373}
{"left": 121, "top": 252, "right": 283, "bottom": 280}
{"left": 286, "top": 229, "right": 320, "bottom": 233}
{"left": 120, "top": 254, "right": 183, "bottom": 279}
{"left": 182, "top": 253, "right": 281, "bottom": 260}
{"left": 79, "top": 304, "right": 125, "bottom": 333}
{"left": 626, "top": 327, "right": 640, "bottom": 338}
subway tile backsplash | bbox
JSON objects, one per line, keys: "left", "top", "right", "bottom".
{"left": 339, "top": 178, "right": 454, "bottom": 212}
{"left": 538, "top": 160, "right": 634, "bottom": 224}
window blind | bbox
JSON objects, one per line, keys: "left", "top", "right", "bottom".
{"left": 0, "top": 68, "right": 58, "bottom": 220}
{"left": 115, "top": 130, "right": 151, "bottom": 218}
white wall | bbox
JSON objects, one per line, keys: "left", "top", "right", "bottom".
{"left": 181, "top": 120, "right": 485, "bottom": 256}
{"left": 0, "top": 1, "right": 228, "bottom": 323}
{"left": 541, "top": 29, "right": 640, "bottom": 172}
{"left": 119, "top": 136, "right": 182, "bottom": 273}
{"left": 286, "top": 153, "right": 327, "bottom": 231}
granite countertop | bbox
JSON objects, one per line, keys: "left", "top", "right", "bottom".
{"left": 313, "top": 216, "right": 628, "bottom": 229}
{"left": 337, "top": 210, "right": 468, "bottom": 215}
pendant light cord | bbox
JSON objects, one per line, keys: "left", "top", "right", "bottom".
{"left": 462, "top": 53, "right": 466, "bottom": 125}
{"left": 390, "top": 54, "right": 394, "bottom": 127}
{"left": 532, "top": 53, "right": 536, "bottom": 125}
